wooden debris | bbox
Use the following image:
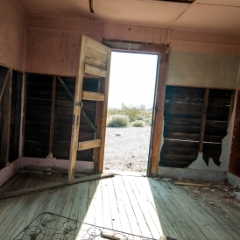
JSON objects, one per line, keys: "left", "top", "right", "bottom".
{"left": 160, "top": 236, "right": 177, "bottom": 240}
{"left": 101, "top": 231, "right": 177, "bottom": 240}
{"left": 24, "top": 165, "right": 85, "bottom": 178}
{"left": 24, "top": 165, "right": 53, "bottom": 173}
{"left": 51, "top": 166, "right": 85, "bottom": 178}
{"left": 101, "top": 232, "right": 120, "bottom": 240}
{"left": 0, "top": 172, "right": 115, "bottom": 200}
{"left": 174, "top": 182, "right": 210, "bottom": 187}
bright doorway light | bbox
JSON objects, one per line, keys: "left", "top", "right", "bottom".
{"left": 105, "top": 51, "right": 158, "bottom": 173}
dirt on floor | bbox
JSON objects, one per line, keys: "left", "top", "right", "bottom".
{"left": 156, "top": 177, "right": 240, "bottom": 209}
{"left": 104, "top": 126, "right": 152, "bottom": 172}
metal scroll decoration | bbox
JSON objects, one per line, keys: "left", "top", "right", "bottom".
{"left": 13, "top": 212, "right": 156, "bottom": 240}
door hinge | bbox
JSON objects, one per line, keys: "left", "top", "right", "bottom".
{"left": 75, "top": 101, "right": 83, "bottom": 107}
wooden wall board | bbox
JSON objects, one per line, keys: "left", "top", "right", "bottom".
{"left": 24, "top": 74, "right": 52, "bottom": 158}
{"left": 229, "top": 89, "right": 240, "bottom": 177}
{"left": 160, "top": 86, "right": 232, "bottom": 168}
{"left": 23, "top": 74, "right": 99, "bottom": 161}
{"left": 0, "top": 69, "right": 12, "bottom": 169}
{"left": 9, "top": 71, "right": 22, "bottom": 162}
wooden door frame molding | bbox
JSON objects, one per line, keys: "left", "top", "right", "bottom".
{"left": 103, "top": 40, "right": 169, "bottom": 177}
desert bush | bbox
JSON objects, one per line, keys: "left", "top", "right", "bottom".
{"left": 136, "top": 114, "right": 143, "bottom": 120}
{"left": 122, "top": 107, "right": 140, "bottom": 122}
{"left": 107, "top": 115, "right": 129, "bottom": 127}
{"left": 132, "top": 120, "right": 144, "bottom": 127}
{"left": 107, "top": 109, "right": 122, "bottom": 115}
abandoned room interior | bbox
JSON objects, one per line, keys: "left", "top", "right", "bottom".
{"left": 0, "top": 0, "right": 240, "bottom": 239}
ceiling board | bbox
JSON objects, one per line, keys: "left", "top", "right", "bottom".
{"left": 17, "top": 0, "right": 90, "bottom": 18}
{"left": 16, "top": 0, "right": 240, "bottom": 35}
{"left": 173, "top": 4, "right": 240, "bottom": 34}
{"left": 17, "top": 0, "right": 189, "bottom": 27}
{"left": 197, "top": 0, "right": 240, "bottom": 7}
{"left": 93, "top": 0, "right": 189, "bottom": 26}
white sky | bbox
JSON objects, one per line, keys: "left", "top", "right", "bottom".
{"left": 108, "top": 51, "right": 158, "bottom": 109}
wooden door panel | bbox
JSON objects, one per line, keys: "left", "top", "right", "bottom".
{"left": 68, "top": 35, "right": 111, "bottom": 184}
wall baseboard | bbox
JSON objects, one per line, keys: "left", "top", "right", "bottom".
{"left": 0, "top": 160, "right": 19, "bottom": 186}
{"left": 18, "top": 157, "right": 94, "bottom": 173}
{"left": 158, "top": 167, "right": 227, "bottom": 181}
{"left": 227, "top": 172, "right": 240, "bottom": 188}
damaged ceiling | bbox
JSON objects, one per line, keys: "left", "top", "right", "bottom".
{"left": 16, "top": 0, "right": 240, "bottom": 35}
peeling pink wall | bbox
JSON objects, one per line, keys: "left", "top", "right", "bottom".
{"left": 0, "top": 0, "right": 26, "bottom": 71}
{"left": 25, "top": 15, "right": 240, "bottom": 76}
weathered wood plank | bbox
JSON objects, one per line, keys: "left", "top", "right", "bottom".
{"left": 85, "top": 44, "right": 107, "bottom": 69}
{"left": 161, "top": 153, "right": 198, "bottom": 162}
{"left": 57, "top": 76, "right": 74, "bottom": 100}
{"left": 148, "top": 178, "right": 201, "bottom": 240}
{"left": 199, "top": 89, "right": 209, "bottom": 152}
{"left": 68, "top": 36, "right": 87, "bottom": 184}
{"left": 13, "top": 72, "right": 22, "bottom": 160}
{"left": 0, "top": 172, "right": 114, "bottom": 199}
{"left": 97, "top": 52, "right": 111, "bottom": 173}
{"left": 94, "top": 79, "right": 104, "bottom": 172}
{"left": 164, "top": 132, "right": 200, "bottom": 141}
{"left": 78, "top": 139, "right": 101, "bottom": 151}
{"left": 149, "top": 50, "right": 169, "bottom": 177}
{"left": 82, "top": 90, "right": 104, "bottom": 101}
{"left": 0, "top": 68, "right": 9, "bottom": 101}
{"left": 0, "top": 70, "right": 12, "bottom": 168}
{"left": 85, "top": 64, "right": 107, "bottom": 77}
{"left": 48, "top": 76, "right": 56, "bottom": 156}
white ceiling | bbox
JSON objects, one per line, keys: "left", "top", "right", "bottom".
{"left": 16, "top": 0, "right": 240, "bottom": 35}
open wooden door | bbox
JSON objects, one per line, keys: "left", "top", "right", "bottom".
{"left": 68, "top": 35, "right": 111, "bottom": 184}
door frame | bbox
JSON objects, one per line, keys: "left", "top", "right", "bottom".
{"left": 103, "top": 40, "right": 169, "bottom": 177}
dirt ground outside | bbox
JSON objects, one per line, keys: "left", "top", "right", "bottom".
{"left": 104, "top": 126, "right": 152, "bottom": 172}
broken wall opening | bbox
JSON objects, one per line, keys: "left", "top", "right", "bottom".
{"left": 160, "top": 86, "right": 233, "bottom": 168}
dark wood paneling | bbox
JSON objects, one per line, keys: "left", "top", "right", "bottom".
{"left": 230, "top": 90, "right": 240, "bottom": 177}
{"left": 24, "top": 75, "right": 99, "bottom": 161}
{"left": 9, "top": 71, "right": 22, "bottom": 162}
{"left": 203, "top": 89, "right": 232, "bottom": 163}
{"left": 53, "top": 77, "right": 98, "bottom": 160}
{"left": 24, "top": 74, "right": 52, "bottom": 158}
{"left": 160, "top": 86, "right": 232, "bottom": 168}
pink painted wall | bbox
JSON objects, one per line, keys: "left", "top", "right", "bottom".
{"left": 25, "top": 15, "right": 104, "bottom": 76}
{"left": 25, "top": 14, "right": 240, "bottom": 77}
{"left": 0, "top": 0, "right": 26, "bottom": 71}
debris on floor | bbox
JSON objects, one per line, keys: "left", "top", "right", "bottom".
{"left": 19, "top": 165, "right": 89, "bottom": 178}
{"left": 155, "top": 177, "right": 240, "bottom": 208}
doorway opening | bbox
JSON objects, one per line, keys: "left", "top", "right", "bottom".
{"left": 104, "top": 51, "right": 158, "bottom": 173}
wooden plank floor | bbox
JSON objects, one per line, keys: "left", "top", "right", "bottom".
{"left": 0, "top": 172, "right": 240, "bottom": 240}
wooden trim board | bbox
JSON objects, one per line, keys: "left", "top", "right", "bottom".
{"left": 78, "top": 139, "right": 101, "bottom": 151}
{"left": 82, "top": 91, "right": 105, "bottom": 101}
{"left": 85, "top": 64, "right": 107, "bottom": 78}
{"left": 0, "top": 172, "right": 115, "bottom": 199}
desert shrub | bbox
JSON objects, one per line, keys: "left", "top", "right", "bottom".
{"left": 122, "top": 107, "right": 140, "bottom": 122}
{"left": 132, "top": 120, "right": 144, "bottom": 127}
{"left": 136, "top": 114, "right": 143, "bottom": 120}
{"left": 107, "top": 109, "right": 122, "bottom": 115}
{"left": 107, "top": 115, "right": 129, "bottom": 127}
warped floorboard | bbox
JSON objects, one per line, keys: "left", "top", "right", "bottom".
{"left": 0, "top": 172, "right": 239, "bottom": 240}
